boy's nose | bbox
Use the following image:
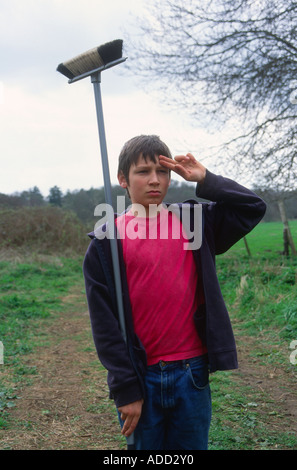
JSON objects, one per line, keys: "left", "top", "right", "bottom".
{"left": 149, "top": 171, "right": 159, "bottom": 184}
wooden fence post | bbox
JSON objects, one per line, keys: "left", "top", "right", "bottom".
{"left": 277, "top": 200, "right": 296, "bottom": 256}
{"left": 243, "top": 236, "right": 252, "bottom": 257}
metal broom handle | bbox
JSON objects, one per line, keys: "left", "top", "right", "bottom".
{"left": 91, "top": 72, "right": 135, "bottom": 450}
{"left": 57, "top": 42, "right": 134, "bottom": 449}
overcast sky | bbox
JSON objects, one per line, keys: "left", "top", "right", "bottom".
{"left": 0, "top": 0, "right": 222, "bottom": 197}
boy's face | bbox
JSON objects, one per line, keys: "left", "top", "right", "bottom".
{"left": 118, "top": 155, "right": 171, "bottom": 213}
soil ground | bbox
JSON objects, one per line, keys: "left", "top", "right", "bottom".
{"left": 1, "top": 286, "right": 297, "bottom": 451}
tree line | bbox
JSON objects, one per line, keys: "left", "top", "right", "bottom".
{"left": 0, "top": 182, "right": 296, "bottom": 228}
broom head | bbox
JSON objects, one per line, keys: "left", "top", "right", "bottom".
{"left": 57, "top": 39, "right": 123, "bottom": 80}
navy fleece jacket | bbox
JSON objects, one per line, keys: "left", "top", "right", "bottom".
{"left": 83, "top": 170, "right": 266, "bottom": 407}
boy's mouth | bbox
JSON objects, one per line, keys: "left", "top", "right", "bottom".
{"left": 147, "top": 190, "right": 161, "bottom": 196}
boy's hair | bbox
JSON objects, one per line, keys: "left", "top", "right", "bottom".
{"left": 117, "top": 135, "right": 172, "bottom": 184}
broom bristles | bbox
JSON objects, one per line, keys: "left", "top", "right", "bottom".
{"left": 57, "top": 39, "right": 123, "bottom": 79}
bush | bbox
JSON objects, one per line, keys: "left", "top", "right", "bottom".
{"left": 0, "top": 207, "right": 89, "bottom": 255}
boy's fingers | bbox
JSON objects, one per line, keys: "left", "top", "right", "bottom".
{"left": 174, "top": 155, "right": 191, "bottom": 162}
{"left": 159, "top": 155, "right": 174, "bottom": 166}
{"left": 118, "top": 399, "right": 143, "bottom": 437}
{"left": 159, "top": 154, "right": 189, "bottom": 164}
{"left": 121, "top": 414, "right": 139, "bottom": 437}
{"left": 159, "top": 155, "right": 189, "bottom": 174}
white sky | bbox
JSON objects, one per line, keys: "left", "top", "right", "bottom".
{"left": 0, "top": 0, "right": 223, "bottom": 197}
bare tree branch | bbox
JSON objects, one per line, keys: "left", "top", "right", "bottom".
{"left": 124, "top": 0, "right": 297, "bottom": 190}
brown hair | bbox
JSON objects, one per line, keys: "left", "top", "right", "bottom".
{"left": 117, "top": 135, "right": 172, "bottom": 184}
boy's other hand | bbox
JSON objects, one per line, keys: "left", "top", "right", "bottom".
{"left": 159, "top": 153, "right": 206, "bottom": 184}
{"left": 118, "top": 399, "right": 144, "bottom": 437}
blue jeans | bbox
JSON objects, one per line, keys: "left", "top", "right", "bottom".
{"left": 119, "top": 355, "right": 212, "bottom": 450}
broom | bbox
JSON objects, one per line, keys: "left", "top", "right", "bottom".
{"left": 56, "top": 40, "right": 135, "bottom": 450}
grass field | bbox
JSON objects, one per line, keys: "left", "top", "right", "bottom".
{"left": 0, "top": 220, "right": 296, "bottom": 450}
{"left": 211, "top": 219, "right": 297, "bottom": 449}
{"left": 0, "top": 257, "right": 84, "bottom": 430}
{"left": 226, "top": 219, "right": 297, "bottom": 259}
{"left": 217, "top": 219, "right": 297, "bottom": 338}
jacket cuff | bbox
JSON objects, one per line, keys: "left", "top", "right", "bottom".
{"left": 112, "top": 380, "right": 144, "bottom": 409}
{"left": 195, "top": 169, "right": 214, "bottom": 199}
{"left": 196, "top": 169, "right": 232, "bottom": 202}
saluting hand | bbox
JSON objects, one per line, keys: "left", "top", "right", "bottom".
{"left": 159, "top": 153, "right": 206, "bottom": 184}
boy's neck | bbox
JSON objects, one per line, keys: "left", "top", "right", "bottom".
{"left": 130, "top": 203, "right": 166, "bottom": 218}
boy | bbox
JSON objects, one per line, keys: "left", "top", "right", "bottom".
{"left": 83, "top": 135, "right": 266, "bottom": 450}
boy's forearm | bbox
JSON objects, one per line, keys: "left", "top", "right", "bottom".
{"left": 195, "top": 169, "right": 266, "bottom": 254}
{"left": 196, "top": 169, "right": 265, "bottom": 206}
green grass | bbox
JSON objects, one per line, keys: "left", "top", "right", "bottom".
{"left": 0, "top": 220, "right": 296, "bottom": 449}
{"left": 228, "top": 219, "right": 297, "bottom": 259}
{"left": 0, "top": 256, "right": 84, "bottom": 426}
{"left": 0, "top": 258, "right": 83, "bottom": 359}
{"left": 208, "top": 219, "right": 297, "bottom": 450}
{"left": 209, "top": 370, "right": 297, "bottom": 450}
{"left": 217, "top": 220, "right": 297, "bottom": 340}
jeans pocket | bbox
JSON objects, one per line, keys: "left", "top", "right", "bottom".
{"left": 187, "top": 360, "right": 209, "bottom": 390}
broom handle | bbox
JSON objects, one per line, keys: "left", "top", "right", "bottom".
{"left": 91, "top": 72, "right": 135, "bottom": 449}
{"left": 91, "top": 72, "right": 126, "bottom": 340}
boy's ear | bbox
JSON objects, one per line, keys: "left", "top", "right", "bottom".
{"left": 118, "top": 171, "right": 128, "bottom": 188}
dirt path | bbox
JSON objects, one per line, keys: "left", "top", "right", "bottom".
{"left": 234, "top": 335, "right": 297, "bottom": 437}
{"left": 1, "top": 287, "right": 297, "bottom": 450}
{"left": 1, "top": 287, "right": 124, "bottom": 450}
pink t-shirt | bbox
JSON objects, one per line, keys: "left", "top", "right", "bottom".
{"left": 115, "top": 207, "right": 207, "bottom": 366}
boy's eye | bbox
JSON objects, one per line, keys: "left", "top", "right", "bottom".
{"left": 135, "top": 168, "right": 168, "bottom": 175}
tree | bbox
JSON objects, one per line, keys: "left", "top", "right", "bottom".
{"left": 48, "top": 185, "right": 63, "bottom": 207}
{"left": 20, "top": 186, "right": 45, "bottom": 206}
{"left": 125, "top": 0, "right": 297, "bottom": 190}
